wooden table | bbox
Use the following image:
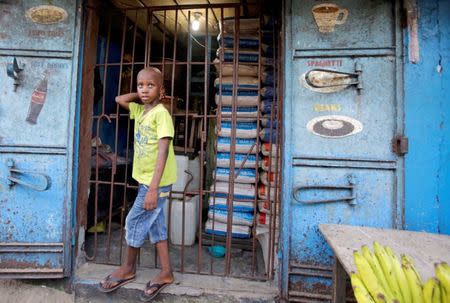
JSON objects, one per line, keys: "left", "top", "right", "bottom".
{"left": 319, "top": 224, "right": 450, "bottom": 303}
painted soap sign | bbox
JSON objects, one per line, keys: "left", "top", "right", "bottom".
{"left": 307, "top": 115, "right": 363, "bottom": 138}
{"left": 25, "top": 5, "right": 68, "bottom": 24}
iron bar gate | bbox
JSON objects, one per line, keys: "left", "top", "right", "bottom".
{"left": 83, "top": 1, "right": 282, "bottom": 281}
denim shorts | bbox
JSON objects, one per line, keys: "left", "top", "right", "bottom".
{"left": 125, "top": 184, "right": 171, "bottom": 247}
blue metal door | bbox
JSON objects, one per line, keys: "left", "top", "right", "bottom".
{"left": 281, "top": 0, "right": 403, "bottom": 298}
{"left": 0, "top": 1, "right": 81, "bottom": 278}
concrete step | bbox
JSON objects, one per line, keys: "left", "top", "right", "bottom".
{"left": 74, "top": 263, "right": 279, "bottom": 303}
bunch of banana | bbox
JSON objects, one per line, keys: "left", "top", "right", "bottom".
{"left": 351, "top": 242, "right": 449, "bottom": 303}
{"left": 429, "top": 262, "right": 450, "bottom": 303}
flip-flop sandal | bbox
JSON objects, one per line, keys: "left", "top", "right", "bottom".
{"left": 139, "top": 282, "right": 171, "bottom": 302}
{"left": 97, "top": 274, "right": 136, "bottom": 293}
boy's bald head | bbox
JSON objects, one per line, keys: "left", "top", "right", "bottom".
{"left": 137, "top": 67, "right": 163, "bottom": 85}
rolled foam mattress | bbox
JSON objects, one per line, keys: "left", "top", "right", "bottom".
{"left": 210, "top": 181, "right": 255, "bottom": 200}
{"left": 216, "top": 152, "right": 258, "bottom": 168}
{"left": 214, "top": 167, "right": 257, "bottom": 184}
{"left": 258, "top": 200, "right": 280, "bottom": 215}
{"left": 217, "top": 48, "right": 259, "bottom": 63}
{"left": 258, "top": 184, "right": 278, "bottom": 200}
{"left": 261, "top": 86, "right": 276, "bottom": 98}
{"left": 260, "top": 99, "right": 277, "bottom": 114}
{"left": 213, "top": 59, "right": 258, "bottom": 77}
{"left": 257, "top": 212, "right": 279, "bottom": 229}
{"left": 260, "top": 171, "right": 277, "bottom": 187}
{"left": 262, "top": 70, "right": 275, "bottom": 86}
{"left": 261, "top": 143, "right": 278, "bottom": 156}
{"left": 207, "top": 209, "right": 254, "bottom": 226}
{"left": 220, "top": 106, "right": 258, "bottom": 122}
{"left": 220, "top": 17, "right": 259, "bottom": 34}
{"left": 205, "top": 219, "right": 251, "bottom": 239}
{"left": 208, "top": 196, "right": 254, "bottom": 213}
{"left": 260, "top": 156, "right": 279, "bottom": 171}
{"left": 261, "top": 115, "right": 279, "bottom": 128}
{"left": 260, "top": 128, "right": 279, "bottom": 142}
{"left": 215, "top": 91, "right": 259, "bottom": 107}
{"left": 217, "top": 137, "right": 257, "bottom": 154}
{"left": 214, "top": 76, "right": 259, "bottom": 91}
{"left": 217, "top": 33, "right": 259, "bottom": 49}
{"left": 218, "top": 121, "right": 258, "bottom": 139}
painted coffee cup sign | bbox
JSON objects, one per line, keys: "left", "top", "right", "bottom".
{"left": 312, "top": 3, "right": 348, "bottom": 33}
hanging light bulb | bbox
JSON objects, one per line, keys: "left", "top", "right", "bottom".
{"left": 191, "top": 12, "right": 201, "bottom": 31}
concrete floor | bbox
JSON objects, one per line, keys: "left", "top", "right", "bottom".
{"left": 74, "top": 263, "right": 279, "bottom": 303}
{"left": 0, "top": 280, "right": 73, "bottom": 303}
{"left": 83, "top": 223, "right": 268, "bottom": 278}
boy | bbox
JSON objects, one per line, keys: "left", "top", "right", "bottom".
{"left": 98, "top": 67, "right": 177, "bottom": 301}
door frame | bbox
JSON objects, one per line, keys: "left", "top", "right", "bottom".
{"left": 65, "top": 0, "right": 84, "bottom": 277}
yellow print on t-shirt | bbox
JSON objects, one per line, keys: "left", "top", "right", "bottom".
{"left": 135, "top": 123, "right": 158, "bottom": 158}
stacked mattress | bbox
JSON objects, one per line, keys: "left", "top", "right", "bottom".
{"left": 206, "top": 17, "right": 260, "bottom": 239}
{"left": 206, "top": 16, "right": 281, "bottom": 263}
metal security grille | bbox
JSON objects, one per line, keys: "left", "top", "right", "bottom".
{"left": 84, "top": 1, "right": 282, "bottom": 280}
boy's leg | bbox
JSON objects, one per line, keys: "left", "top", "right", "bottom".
{"left": 143, "top": 185, "right": 173, "bottom": 296}
{"left": 100, "top": 245, "right": 139, "bottom": 289}
{"left": 100, "top": 184, "right": 157, "bottom": 291}
{"left": 143, "top": 240, "right": 174, "bottom": 296}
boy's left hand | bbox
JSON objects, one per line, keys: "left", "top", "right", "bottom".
{"left": 143, "top": 189, "right": 158, "bottom": 210}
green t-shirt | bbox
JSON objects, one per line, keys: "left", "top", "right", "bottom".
{"left": 129, "top": 103, "right": 177, "bottom": 187}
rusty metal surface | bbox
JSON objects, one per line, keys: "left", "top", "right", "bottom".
{"left": 77, "top": 0, "right": 100, "bottom": 230}
{"left": 0, "top": 1, "right": 77, "bottom": 52}
{"left": 0, "top": 0, "right": 82, "bottom": 278}
{"left": 0, "top": 242, "right": 64, "bottom": 253}
{"left": 0, "top": 154, "right": 67, "bottom": 274}
{"left": 282, "top": 0, "right": 403, "bottom": 300}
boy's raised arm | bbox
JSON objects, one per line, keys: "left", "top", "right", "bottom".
{"left": 115, "top": 92, "right": 140, "bottom": 110}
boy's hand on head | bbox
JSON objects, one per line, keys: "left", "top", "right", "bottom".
{"left": 143, "top": 188, "right": 158, "bottom": 211}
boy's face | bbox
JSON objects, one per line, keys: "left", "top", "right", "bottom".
{"left": 137, "top": 70, "right": 163, "bottom": 104}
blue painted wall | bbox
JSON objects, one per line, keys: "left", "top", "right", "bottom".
{"left": 405, "top": 0, "right": 450, "bottom": 234}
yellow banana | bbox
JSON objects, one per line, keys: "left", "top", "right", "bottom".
{"left": 373, "top": 242, "right": 402, "bottom": 302}
{"left": 388, "top": 252, "right": 412, "bottom": 303}
{"left": 375, "top": 293, "right": 388, "bottom": 303}
{"left": 431, "top": 280, "right": 441, "bottom": 303}
{"left": 403, "top": 262, "right": 424, "bottom": 303}
{"left": 441, "top": 284, "right": 449, "bottom": 303}
{"left": 351, "top": 272, "right": 377, "bottom": 303}
{"left": 362, "top": 245, "right": 373, "bottom": 262}
{"left": 354, "top": 251, "right": 394, "bottom": 303}
{"left": 422, "top": 278, "right": 436, "bottom": 303}
{"left": 402, "top": 254, "right": 424, "bottom": 285}
{"left": 436, "top": 263, "right": 450, "bottom": 303}
{"left": 363, "top": 245, "right": 395, "bottom": 299}
{"left": 441, "top": 262, "right": 450, "bottom": 274}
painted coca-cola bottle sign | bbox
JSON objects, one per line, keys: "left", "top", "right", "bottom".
{"left": 26, "top": 72, "right": 48, "bottom": 124}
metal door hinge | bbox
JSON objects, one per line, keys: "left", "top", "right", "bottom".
{"left": 392, "top": 135, "right": 408, "bottom": 155}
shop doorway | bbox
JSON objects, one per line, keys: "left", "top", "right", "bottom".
{"left": 78, "top": 0, "right": 283, "bottom": 281}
